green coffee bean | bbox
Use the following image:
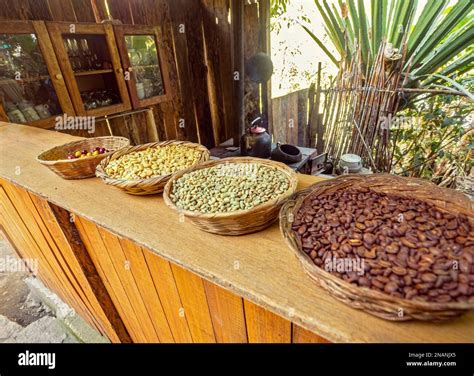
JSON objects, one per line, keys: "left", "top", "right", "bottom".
{"left": 171, "top": 163, "right": 290, "bottom": 213}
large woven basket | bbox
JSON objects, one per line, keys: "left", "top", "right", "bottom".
{"left": 280, "top": 174, "right": 474, "bottom": 322}
{"left": 96, "top": 140, "right": 210, "bottom": 195}
{"left": 163, "top": 157, "right": 298, "bottom": 235}
{"left": 36, "top": 136, "right": 130, "bottom": 180}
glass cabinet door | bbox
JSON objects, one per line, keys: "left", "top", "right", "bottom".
{"left": 47, "top": 22, "right": 131, "bottom": 117}
{"left": 114, "top": 25, "right": 171, "bottom": 108}
{"left": 0, "top": 21, "right": 74, "bottom": 128}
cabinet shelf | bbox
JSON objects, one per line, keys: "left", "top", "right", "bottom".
{"left": 74, "top": 69, "right": 114, "bottom": 77}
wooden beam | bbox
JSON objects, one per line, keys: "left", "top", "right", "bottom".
{"left": 231, "top": 0, "right": 245, "bottom": 146}
{"left": 259, "top": 0, "right": 271, "bottom": 123}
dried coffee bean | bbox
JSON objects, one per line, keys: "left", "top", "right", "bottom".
{"left": 293, "top": 187, "right": 474, "bottom": 303}
{"left": 420, "top": 273, "right": 437, "bottom": 283}
{"left": 385, "top": 243, "right": 399, "bottom": 254}
{"left": 384, "top": 282, "right": 398, "bottom": 294}
{"left": 297, "top": 224, "right": 307, "bottom": 235}
{"left": 363, "top": 233, "right": 376, "bottom": 245}
{"left": 392, "top": 266, "right": 408, "bottom": 276}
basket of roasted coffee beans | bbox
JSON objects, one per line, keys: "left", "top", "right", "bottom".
{"left": 96, "top": 140, "right": 210, "bottom": 195}
{"left": 280, "top": 174, "right": 474, "bottom": 322}
{"left": 164, "top": 157, "right": 297, "bottom": 235}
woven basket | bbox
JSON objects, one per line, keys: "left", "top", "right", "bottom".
{"left": 36, "top": 136, "right": 130, "bottom": 180}
{"left": 163, "top": 157, "right": 298, "bottom": 235}
{"left": 96, "top": 140, "right": 210, "bottom": 195}
{"left": 280, "top": 174, "right": 474, "bottom": 322}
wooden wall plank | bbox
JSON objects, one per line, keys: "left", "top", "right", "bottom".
{"left": 169, "top": 0, "right": 214, "bottom": 147}
{"left": 45, "top": 201, "right": 130, "bottom": 343}
{"left": 203, "top": 280, "right": 247, "bottom": 343}
{"left": 143, "top": 250, "right": 194, "bottom": 343}
{"left": 0, "top": 184, "right": 93, "bottom": 326}
{"left": 166, "top": 1, "right": 200, "bottom": 144}
{"left": 95, "top": 226, "right": 161, "bottom": 342}
{"left": 119, "top": 237, "right": 175, "bottom": 342}
{"left": 107, "top": 0, "right": 133, "bottom": 24}
{"left": 47, "top": 0, "right": 77, "bottom": 22}
{"left": 75, "top": 216, "right": 147, "bottom": 342}
{"left": 170, "top": 264, "right": 216, "bottom": 343}
{"left": 28, "top": 0, "right": 53, "bottom": 20}
{"left": 243, "top": 300, "right": 291, "bottom": 343}
{"left": 71, "top": 0, "right": 96, "bottom": 22}
{"left": 0, "top": 1, "right": 32, "bottom": 20}
{"left": 244, "top": 2, "right": 260, "bottom": 124}
{"left": 292, "top": 325, "right": 330, "bottom": 343}
{"left": 1, "top": 185, "right": 96, "bottom": 327}
{"left": 0, "top": 187, "right": 64, "bottom": 299}
{"left": 297, "top": 89, "right": 308, "bottom": 146}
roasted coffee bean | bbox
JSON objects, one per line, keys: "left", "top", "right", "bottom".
{"left": 384, "top": 282, "right": 398, "bottom": 294}
{"left": 385, "top": 243, "right": 399, "bottom": 254}
{"left": 392, "top": 266, "right": 408, "bottom": 276}
{"left": 420, "top": 273, "right": 437, "bottom": 283}
{"left": 349, "top": 239, "right": 363, "bottom": 246}
{"left": 372, "top": 279, "right": 385, "bottom": 289}
{"left": 400, "top": 237, "right": 417, "bottom": 249}
{"left": 297, "top": 224, "right": 307, "bottom": 235}
{"left": 363, "top": 233, "right": 376, "bottom": 245}
{"left": 293, "top": 186, "right": 473, "bottom": 303}
{"left": 340, "top": 243, "right": 352, "bottom": 254}
{"left": 358, "top": 277, "right": 370, "bottom": 287}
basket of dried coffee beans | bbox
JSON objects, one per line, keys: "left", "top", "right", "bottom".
{"left": 280, "top": 174, "right": 474, "bottom": 322}
{"left": 163, "top": 157, "right": 297, "bottom": 235}
{"left": 96, "top": 140, "right": 210, "bottom": 195}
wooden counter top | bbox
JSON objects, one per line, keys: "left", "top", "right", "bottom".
{"left": 0, "top": 122, "right": 473, "bottom": 343}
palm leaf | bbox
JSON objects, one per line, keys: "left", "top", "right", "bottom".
{"left": 301, "top": 24, "right": 339, "bottom": 66}
{"left": 411, "top": 0, "right": 473, "bottom": 68}
{"left": 391, "top": 0, "right": 417, "bottom": 48}
{"left": 425, "top": 74, "right": 474, "bottom": 100}
{"left": 414, "top": 20, "right": 474, "bottom": 76}
{"left": 314, "top": 0, "right": 344, "bottom": 55}
{"left": 357, "top": 0, "right": 371, "bottom": 65}
{"left": 406, "top": 0, "right": 448, "bottom": 57}
{"left": 322, "top": 0, "right": 346, "bottom": 54}
{"left": 371, "top": 0, "right": 387, "bottom": 53}
{"left": 423, "top": 53, "right": 474, "bottom": 86}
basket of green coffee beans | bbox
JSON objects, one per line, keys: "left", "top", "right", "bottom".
{"left": 163, "top": 157, "right": 297, "bottom": 235}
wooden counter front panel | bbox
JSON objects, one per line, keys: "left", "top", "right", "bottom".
{"left": 0, "top": 180, "right": 125, "bottom": 342}
{"left": 74, "top": 216, "right": 328, "bottom": 343}
{"left": 0, "top": 177, "right": 327, "bottom": 343}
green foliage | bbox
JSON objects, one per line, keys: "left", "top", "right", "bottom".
{"left": 302, "top": 0, "right": 474, "bottom": 87}
{"left": 392, "top": 77, "right": 473, "bottom": 185}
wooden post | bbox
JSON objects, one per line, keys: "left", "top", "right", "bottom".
{"left": 231, "top": 0, "right": 245, "bottom": 146}
{"left": 315, "top": 62, "right": 323, "bottom": 153}
{"left": 259, "top": 0, "right": 271, "bottom": 125}
{"left": 146, "top": 108, "right": 159, "bottom": 142}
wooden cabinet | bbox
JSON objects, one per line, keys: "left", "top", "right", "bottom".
{"left": 0, "top": 21, "right": 75, "bottom": 129}
{"left": 114, "top": 25, "right": 171, "bottom": 108}
{"left": 47, "top": 22, "right": 131, "bottom": 117}
{"left": 0, "top": 21, "right": 173, "bottom": 129}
